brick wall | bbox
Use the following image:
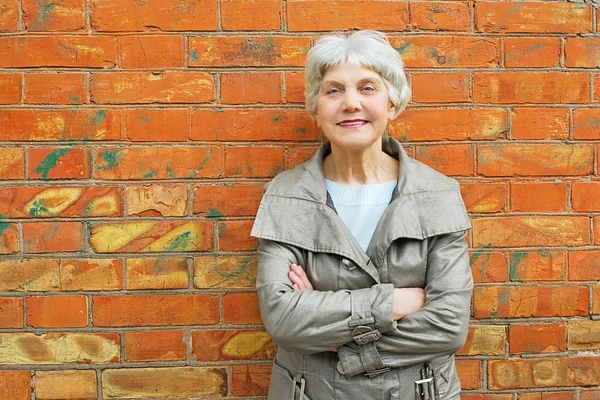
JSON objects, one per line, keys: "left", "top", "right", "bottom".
{"left": 0, "top": 0, "right": 599, "bottom": 398}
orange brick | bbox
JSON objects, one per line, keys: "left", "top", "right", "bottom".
{"left": 565, "top": 38, "right": 600, "bottom": 68}
{"left": 582, "top": 390, "right": 600, "bottom": 400}
{"left": 287, "top": 0, "right": 408, "bottom": 31}
{"left": 572, "top": 182, "right": 600, "bottom": 212}
{"left": 221, "top": 72, "right": 282, "bottom": 104}
{"left": 478, "top": 145, "right": 593, "bottom": 177}
{"left": 0, "top": 222, "right": 19, "bottom": 254}
{"left": 231, "top": 365, "right": 271, "bottom": 396}
{"left": 457, "top": 325, "right": 506, "bottom": 356}
{"left": 24, "top": 73, "right": 86, "bottom": 104}
{"left": 504, "top": 37, "right": 560, "bottom": 68}
{"left": 462, "top": 396, "right": 512, "bottom": 400}
{"left": 125, "top": 257, "right": 188, "bottom": 290}
{"left": 286, "top": 146, "right": 319, "bottom": 169}
{"left": 27, "top": 295, "right": 88, "bottom": 328}
{"left": 94, "top": 146, "right": 221, "bottom": 179}
{"left": 519, "top": 392, "right": 574, "bottom": 400}
{"left": 509, "top": 323, "right": 566, "bottom": 355}
{"left": 218, "top": 220, "right": 257, "bottom": 251}
{"left": 594, "top": 74, "right": 600, "bottom": 102}
{"left": 22, "top": 222, "right": 83, "bottom": 253}
{"left": 476, "top": 2, "right": 592, "bottom": 33}
{"left": 91, "top": 0, "right": 217, "bottom": 31}
{"left": 473, "top": 286, "right": 588, "bottom": 318}
{"left": 0, "top": 370, "right": 30, "bottom": 400}
{"left": 410, "top": 2, "right": 469, "bottom": 31}
{"left": 22, "top": 0, "right": 84, "bottom": 31}
{"left": 594, "top": 285, "right": 600, "bottom": 315}
{"left": 192, "top": 330, "right": 275, "bottom": 361}
{"left": 472, "top": 217, "right": 589, "bottom": 248}
{"left": 0, "top": 36, "right": 117, "bottom": 68}
{"left": 511, "top": 108, "right": 569, "bottom": 140}
{"left": 28, "top": 147, "right": 90, "bottom": 180}
{"left": 0, "top": 74, "right": 21, "bottom": 104}
{"left": 93, "top": 294, "right": 219, "bottom": 326}
{"left": 0, "top": 297, "right": 23, "bottom": 328}
{"left": 124, "top": 330, "right": 186, "bottom": 361}
{"left": 415, "top": 144, "right": 474, "bottom": 176}
{"left": 460, "top": 182, "right": 505, "bottom": 213}
{"left": 193, "top": 183, "right": 263, "bottom": 217}
{"left": 221, "top": 0, "right": 281, "bottom": 30}
{"left": 456, "top": 359, "right": 481, "bottom": 390}
{"left": 90, "top": 72, "right": 214, "bottom": 104}
{"left": 568, "top": 320, "right": 600, "bottom": 351}
{"left": 223, "top": 292, "right": 262, "bottom": 324}
{"left": 0, "top": 0, "right": 18, "bottom": 31}
{"left": 390, "top": 36, "right": 500, "bottom": 68}
{"left": 0, "top": 148, "right": 24, "bottom": 179}
{"left": 573, "top": 109, "right": 600, "bottom": 140}
{"left": 119, "top": 35, "right": 183, "bottom": 68}
{"left": 411, "top": 73, "right": 469, "bottom": 103}
{"left": 191, "top": 109, "right": 317, "bottom": 141}
{"left": 126, "top": 185, "right": 188, "bottom": 217}
{"left": 569, "top": 251, "right": 600, "bottom": 281}
{"left": 225, "top": 146, "right": 284, "bottom": 178}
{"left": 125, "top": 109, "right": 188, "bottom": 142}
{"left": 35, "top": 370, "right": 97, "bottom": 400}
{"left": 0, "top": 109, "right": 122, "bottom": 141}
{"left": 194, "top": 255, "right": 258, "bottom": 289}
{"left": 596, "top": 217, "right": 600, "bottom": 246}
{"left": 285, "top": 71, "right": 305, "bottom": 103}
{"left": 0, "top": 259, "right": 61, "bottom": 292}
{"left": 473, "top": 72, "right": 589, "bottom": 104}
{"left": 470, "top": 251, "right": 507, "bottom": 283}
{"left": 60, "top": 259, "right": 122, "bottom": 291}
{"left": 509, "top": 251, "right": 565, "bottom": 282}
{"left": 510, "top": 182, "right": 567, "bottom": 212}
{"left": 189, "top": 36, "right": 310, "bottom": 67}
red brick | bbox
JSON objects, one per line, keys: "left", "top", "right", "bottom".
{"left": 472, "top": 217, "right": 589, "bottom": 248}
{"left": 0, "top": 36, "right": 117, "bottom": 68}
{"left": 283, "top": 72, "right": 305, "bottom": 105}
{"left": 0, "top": 223, "right": 19, "bottom": 254}
{"left": 594, "top": 285, "right": 600, "bottom": 315}
{"left": 582, "top": 390, "right": 600, "bottom": 400}
{"left": 569, "top": 251, "right": 600, "bottom": 281}
{"left": 470, "top": 251, "right": 507, "bottom": 283}
{"left": 572, "top": 182, "right": 600, "bottom": 211}
{"left": 125, "top": 257, "right": 188, "bottom": 290}
{"left": 126, "top": 185, "right": 188, "bottom": 217}
{"left": 194, "top": 255, "right": 258, "bottom": 289}
{"left": 594, "top": 74, "right": 600, "bottom": 103}
{"left": 596, "top": 217, "right": 600, "bottom": 246}
{"left": 119, "top": 35, "right": 183, "bottom": 69}
{"left": 476, "top": 2, "right": 591, "bottom": 33}
{"left": 460, "top": 182, "right": 505, "bottom": 213}
{"left": 93, "top": 294, "right": 219, "bottom": 327}
{"left": 510, "top": 182, "right": 567, "bottom": 212}
{"left": 473, "top": 286, "right": 588, "bottom": 318}
{"left": 509, "top": 323, "right": 566, "bottom": 355}
{"left": 24, "top": 73, "right": 86, "bottom": 104}
{"left": 390, "top": 36, "right": 500, "bottom": 68}
{"left": 125, "top": 109, "right": 188, "bottom": 142}
{"left": 192, "top": 109, "right": 317, "bottom": 141}
{"left": 27, "top": 295, "right": 88, "bottom": 328}
{"left": 410, "top": 2, "right": 469, "bottom": 31}
{"left": 189, "top": 36, "right": 310, "bottom": 67}
{"left": 91, "top": 72, "right": 214, "bottom": 104}
{"left": 223, "top": 292, "right": 261, "bottom": 324}
{"left": 192, "top": 330, "right": 275, "bottom": 361}
{"left": 91, "top": 0, "right": 217, "bottom": 31}
{"left": 221, "top": 0, "right": 281, "bottom": 30}
{"left": 473, "top": 72, "right": 589, "bottom": 104}
{"left": 287, "top": 0, "right": 408, "bottom": 31}
{"left": 509, "top": 251, "right": 565, "bottom": 282}
{"left": 35, "top": 370, "right": 97, "bottom": 400}
{"left": 286, "top": 146, "right": 318, "bottom": 169}
{"left": 457, "top": 325, "right": 506, "bottom": 356}
{"left": 573, "top": 109, "right": 600, "bottom": 140}
{"left": 225, "top": 146, "right": 284, "bottom": 177}
{"left": 28, "top": 147, "right": 90, "bottom": 180}
{"left": 231, "top": 365, "right": 271, "bottom": 396}
{"left": 221, "top": 72, "right": 282, "bottom": 104}
{"left": 0, "top": 297, "right": 23, "bottom": 328}
{"left": 456, "top": 359, "right": 481, "bottom": 390}
{"left": 0, "top": 148, "right": 24, "bottom": 179}
{"left": 411, "top": 73, "right": 469, "bottom": 103}
{"left": 94, "top": 146, "right": 221, "bottom": 179}
{"left": 565, "top": 38, "right": 600, "bottom": 68}
{"left": 0, "top": 370, "right": 30, "bottom": 400}
{"left": 519, "top": 393, "right": 574, "bottom": 400}
{"left": 504, "top": 38, "right": 561, "bottom": 68}
{"left": 511, "top": 108, "right": 569, "bottom": 140}
{"left": 462, "top": 396, "right": 512, "bottom": 400}
{"left": 0, "top": 259, "right": 61, "bottom": 292}
{"left": 488, "top": 357, "right": 600, "bottom": 389}
{"left": 193, "top": 183, "right": 263, "bottom": 217}
{"left": 0, "top": 109, "right": 122, "bottom": 141}
{"left": 60, "top": 259, "right": 122, "bottom": 291}
{"left": 478, "top": 145, "right": 593, "bottom": 177}
{"left": 218, "top": 220, "right": 257, "bottom": 251}
{"left": 0, "top": 73, "right": 21, "bottom": 104}
{"left": 22, "top": 222, "right": 83, "bottom": 253}
{"left": 0, "top": 0, "right": 19, "bottom": 31}
{"left": 22, "top": 0, "right": 84, "bottom": 31}
{"left": 415, "top": 144, "right": 474, "bottom": 176}
{"left": 568, "top": 320, "right": 600, "bottom": 351}
{"left": 124, "top": 330, "right": 186, "bottom": 361}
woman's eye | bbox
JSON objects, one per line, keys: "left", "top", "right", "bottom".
{"left": 327, "top": 88, "right": 340, "bottom": 95}
{"left": 361, "top": 86, "right": 375, "bottom": 92}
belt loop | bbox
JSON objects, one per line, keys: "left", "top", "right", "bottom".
{"left": 291, "top": 355, "right": 306, "bottom": 400}
{"left": 414, "top": 363, "right": 439, "bottom": 400}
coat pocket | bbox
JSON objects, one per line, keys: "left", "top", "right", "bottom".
{"left": 268, "top": 359, "right": 312, "bottom": 400}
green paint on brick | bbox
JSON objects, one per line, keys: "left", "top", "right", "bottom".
{"left": 97, "top": 149, "right": 123, "bottom": 171}
{"left": 91, "top": 110, "right": 106, "bottom": 125}
{"left": 510, "top": 252, "right": 528, "bottom": 282}
{"left": 29, "top": 198, "right": 52, "bottom": 217}
{"left": 0, "top": 214, "right": 9, "bottom": 237}
{"left": 216, "top": 257, "right": 251, "bottom": 279}
{"left": 190, "top": 50, "right": 198, "bottom": 62}
{"left": 34, "top": 147, "right": 73, "bottom": 179}
{"left": 207, "top": 209, "right": 223, "bottom": 218}
{"left": 142, "top": 170, "right": 158, "bottom": 179}
{"left": 164, "top": 231, "right": 199, "bottom": 252}
{"left": 137, "top": 115, "right": 150, "bottom": 123}
{"left": 394, "top": 43, "right": 412, "bottom": 54}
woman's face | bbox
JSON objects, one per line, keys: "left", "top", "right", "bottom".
{"left": 315, "top": 64, "right": 395, "bottom": 153}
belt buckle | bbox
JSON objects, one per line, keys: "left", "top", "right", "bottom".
{"left": 291, "top": 376, "right": 305, "bottom": 400}
{"left": 414, "top": 365, "right": 439, "bottom": 400}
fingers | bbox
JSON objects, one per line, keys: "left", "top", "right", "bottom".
{"left": 289, "top": 264, "right": 314, "bottom": 291}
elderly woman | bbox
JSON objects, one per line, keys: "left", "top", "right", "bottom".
{"left": 251, "top": 30, "right": 472, "bottom": 400}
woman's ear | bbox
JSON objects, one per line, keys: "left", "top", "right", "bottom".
{"left": 387, "top": 101, "right": 397, "bottom": 120}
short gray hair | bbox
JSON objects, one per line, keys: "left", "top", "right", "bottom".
{"left": 304, "top": 30, "right": 411, "bottom": 119}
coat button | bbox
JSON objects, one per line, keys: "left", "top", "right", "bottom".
{"left": 337, "top": 361, "right": 345, "bottom": 375}
{"left": 341, "top": 258, "right": 357, "bottom": 271}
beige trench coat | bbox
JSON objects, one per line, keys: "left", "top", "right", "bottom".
{"left": 251, "top": 137, "right": 473, "bottom": 400}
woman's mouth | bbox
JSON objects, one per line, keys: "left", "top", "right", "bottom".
{"left": 337, "top": 119, "right": 368, "bottom": 127}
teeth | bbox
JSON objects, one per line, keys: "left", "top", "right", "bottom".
{"left": 339, "top": 121, "right": 366, "bottom": 126}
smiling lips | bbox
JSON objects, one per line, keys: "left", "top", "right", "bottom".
{"left": 337, "top": 119, "right": 369, "bottom": 127}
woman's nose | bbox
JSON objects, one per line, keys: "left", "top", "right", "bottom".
{"left": 342, "top": 90, "right": 362, "bottom": 111}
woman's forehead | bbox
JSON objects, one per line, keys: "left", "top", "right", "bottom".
{"left": 321, "top": 63, "right": 383, "bottom": 82}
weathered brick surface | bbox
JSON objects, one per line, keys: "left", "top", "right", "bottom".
{"left": 470, "top": 251, "right": 507, "bottom": 283}
{"left": 509, "top": 323, "right": 566, "bottom": 354}
{"left": 24, "top": 73, "right": 87, "bottom": 104}
{"left": 457, "top": 325, "right": 506, "bottom": 356}
{"left": 504, "top": 38, "right": 561, "bottom": 68}
{"left": 194, "top": 255, "right": 258, "bottom": 289}
{"left": 0, "top": 370, "right": 30, "bottom": 400}
{"left": 125, "top": 257, "right": 188, "bottom": 289}
{"left": 35, "top": 370, "right": 97, "bottom": 400}
{"left": 27, "top": 295, "right": 88, "bottom": 328}
{"left": 124, "top": 330, "right": 186, "bottom": 361}
{"left": 510, "top": 182, "right": 567, "bottom": 213}
{"left": 191, "top": 330, "right": 276, "bottom": 360}
{"left": 0, "top": 297, "right": 24, "bottom": 328}
{"left": 0, "top": 148, "right": 25, "bottom": 179}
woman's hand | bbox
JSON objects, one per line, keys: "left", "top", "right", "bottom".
{"left": 288, "top": 264, "right": 314, "bottom": 291}
{"left": 392, "top": 288, "right": 425, "bottom": 320}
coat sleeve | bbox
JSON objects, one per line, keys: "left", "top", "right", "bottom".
{"left": 256, "top": 238, "right": 396, "bottom": 354}
{"left": 337, "top": 230, "right": 473, "bottom": 373}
